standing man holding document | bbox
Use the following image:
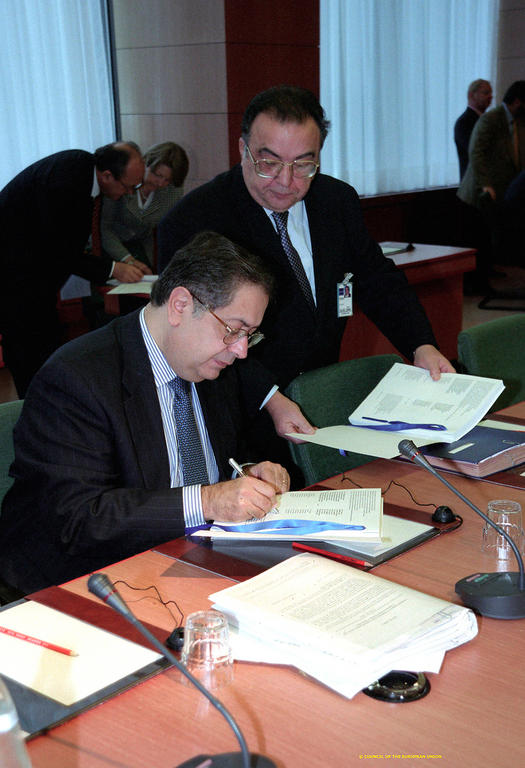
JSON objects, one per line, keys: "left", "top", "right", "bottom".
{"left": 0, "top": 232, "right": 290, "bottom": 598}
{"left": 158, "top": 85, "right": 454, "bottom": 471}
{"left": 0, "top": 142, "right": 148, "bottom": 397}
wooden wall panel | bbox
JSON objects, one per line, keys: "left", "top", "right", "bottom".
{"left": 224, "top": 0, "right": 319, "bottom": 163}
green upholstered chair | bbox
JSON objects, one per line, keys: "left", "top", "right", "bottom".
{"left": 284, "top": 354, "right": 403, "bottom": 486}
{"left": 457, "top": 315, "right": 525, "bottom": 411}
{"left": 0, "top": 399, "right": 23, "bottom": 510}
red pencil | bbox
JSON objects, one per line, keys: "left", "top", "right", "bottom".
{"left": 292, "top": 542, "right": 372, "bottom": 568}
{"left": 0, "top": 625, "right": 78, "bottom": 657}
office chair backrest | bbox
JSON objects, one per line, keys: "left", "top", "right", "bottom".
{"left": 457, "top": 315, "right": 525, "bottom": 411}
{"left": 284, "top": 354, "right": 403, "bottom": 486}
{"left": 0, "top": 399, "right": 23, "bottom": 511}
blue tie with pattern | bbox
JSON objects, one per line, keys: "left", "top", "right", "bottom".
{"left": 272, "top": 210, "right": 315, "bottom": 309}
{"left": 168, "top": 377, "right": 209, "bottom": 485}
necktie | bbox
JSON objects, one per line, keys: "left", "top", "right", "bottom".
{"left": 272, "top": 211, "right": 315, "bottom": 309}
{"left": 168, "top": 378, "right": 209, "bottom": 485}
{"left": 91, "top": 195, "right": 102, "bottom": 257}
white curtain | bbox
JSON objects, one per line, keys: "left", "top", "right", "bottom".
{"left": 320, "top": 0, "right": 499, "bottom": 195}
{"left": 0, "top": 0, "right": 115, "bottom": 189}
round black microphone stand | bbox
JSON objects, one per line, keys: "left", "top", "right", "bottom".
{"left": 399, "top": 439, "right": 525, "bottom": 619}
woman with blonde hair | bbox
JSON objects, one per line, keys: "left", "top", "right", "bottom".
{"left": 101, "top": 141, "right": 189, "bottom": 271}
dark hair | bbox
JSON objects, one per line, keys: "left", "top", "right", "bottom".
{"left": 144, "top": 141, "right": 189, "bottom": 187}
{"left": 151, "top": 231, "right": 274, "bottom": 309}
{"left": 503, "top": 81, "right": 525, "bottom": 105}
{"left": 94, "top": 141, "right": 142, "bottom": 179}
{"left": 241, "top": 85, "right": 330, "bottom": 147}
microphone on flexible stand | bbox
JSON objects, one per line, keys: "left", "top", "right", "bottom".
{"left": 398, "top": 439, "right": 525, "bottom": 619}
{"left": 88, "top": 573, "right": 276, "bottom": 768}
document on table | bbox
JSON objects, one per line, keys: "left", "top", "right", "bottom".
{"left": 107, "top": 274, "right": 157, "bottom": 294}
{"left": 210, "top": 553, "right": 478, "bottom": 699}
{"left": 0, "top": 601, "right": 162, "bottom": 706}
{"left": 190, "top": 487, "right": 382, "bottom": 541}
{"left": 287, "top": 364, "right": 505, "bottom": 458}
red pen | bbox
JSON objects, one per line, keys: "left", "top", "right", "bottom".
{"left": 292, "top": 542, "right": 372, "bottom": 568}
{"left": 0, "top": 625, "right": 78, "bottom": 657}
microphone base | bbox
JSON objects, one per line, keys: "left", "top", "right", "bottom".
{"left": 455, "top": 571, "right": 525, "bottom": 619}
{"left": 177, "top": 753, "right": 277, "bottom": 767}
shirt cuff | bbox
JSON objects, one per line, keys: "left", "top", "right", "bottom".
{"left": 260, "top": 385, "right": 279, "bottom": 410}
{"left": 183, "top": 484, "right": 206, "bottom": 530}
{"left": 109, "top": 261, "right": 116, "bottom": 278}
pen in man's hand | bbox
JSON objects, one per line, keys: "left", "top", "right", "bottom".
{"left": 228, "top": 457, "right": 246, "bottom": 477}
{"left": 228, "top": 457, "right": 279, "bottom": 516}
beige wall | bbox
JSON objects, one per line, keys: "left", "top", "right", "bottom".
{"left": 111, "top": 0, "right": 228, "bottom": 191}
{"left": 498, "top": 1, "right": 525, "bottom": 99}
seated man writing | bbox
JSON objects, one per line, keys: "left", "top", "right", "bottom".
{"left": 0, "top": 232, "right": 289, "bottom": 596}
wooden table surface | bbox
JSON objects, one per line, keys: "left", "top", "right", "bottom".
{"left": 26, "top": 403, "right": 525, "bottom": 768}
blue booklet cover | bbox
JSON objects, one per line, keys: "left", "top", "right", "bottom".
{"left": 420, "top": 425, "right": 525, "bottom": 477}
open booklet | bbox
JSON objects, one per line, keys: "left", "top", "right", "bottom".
{"left": 209, "top": 553, "right": 478, "bottom": 699}
{"left": 190, "top": 488, "right": 382, "bottom": 541}
{"left": 287, "top": 363, "right": 505, "bottom": 459}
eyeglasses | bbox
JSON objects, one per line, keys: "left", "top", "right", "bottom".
{"left": 119, "top": 179, "right": 143, "bottom": 193}
{"left": 191, "top": 293, "right": 264, "bottom": 348}
{"left": 244, "top": 144, "right": 319, "bottom": 179}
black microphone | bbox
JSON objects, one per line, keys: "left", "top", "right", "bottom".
{"left": 88, "top": 573, "right": 276, "bottom": 768}
{"left": 398, "top": 439, "right": 525, "bottom": 619}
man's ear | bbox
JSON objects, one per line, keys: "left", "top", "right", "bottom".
{"left": 239, "top": 137, "right": 246, "bottom": 161}
{"left": 166, "top": 286, "right": 193, "bottom": 327}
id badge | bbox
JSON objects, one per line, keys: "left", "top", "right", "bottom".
{"left": 337, "top": 274, "right": 353, "bottom": 317}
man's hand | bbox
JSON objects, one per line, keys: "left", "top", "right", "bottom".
{"left": 264, "top": 391, "right": 316, "bottom": 444}
{"left": 112, "top": 261, "right": 147, "bottom": 283}
{"left": 414, "top": 344, "right": 455, "bottom": 381}
{"left": 122, "top": 256, "right": 153, "bottom": 276}
{"left": 201, "top": 461, "right": 289, "bottom": 522}
{"left": 482, "top": 185, "right": 497, "bottom": 201}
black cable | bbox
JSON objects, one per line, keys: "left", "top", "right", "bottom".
{"left": 112, "top": 579, "right": 184, "bottom": 627}
{"left": 340, "top": 473, "right": 463, "bottom": 531}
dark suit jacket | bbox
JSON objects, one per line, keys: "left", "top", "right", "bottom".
{"left": 454, "top": 107, "right": 480, "bottom": 180}
{"left": 458, "top": 106, "right": 525, "bottom": 208}
{"left": 158, "top": 165, "right": 437, "bottom": 405}
{"left": 0, "top": 149, "right": 113, "bottom": 299}
{"left": 0, "top": 311, "right": 248, "bottom": 593}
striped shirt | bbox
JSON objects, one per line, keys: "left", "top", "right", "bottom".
{"left": 139, "top": 308, "right": 219, "bottom": 529}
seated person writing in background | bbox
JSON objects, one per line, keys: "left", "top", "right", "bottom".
{"left": 158, "top": 86, "right": 454, "bottom": 476}
{"left": 0, "top": 232, "right": 289, "bottom": 598}
{"left": 101, "top": 141, "right": 189, "bottom": 273}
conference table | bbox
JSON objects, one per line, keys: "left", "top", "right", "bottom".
{"left": 24, "top": 402, "right": 525, "bottom": 768}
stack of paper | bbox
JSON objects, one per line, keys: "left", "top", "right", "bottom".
{"left": 209, "top": 553, "right": 478, "bottom": 699}
{"left": 191, "top": 488, "right": 382, "bottom": 542}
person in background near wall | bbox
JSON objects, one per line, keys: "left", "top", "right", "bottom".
{"left": 0, "top": 142, "right": 146, "bottom": 398}
{"left": 458, "top": 80, "right": 525, "bottom": 271}
{"left": 454, "top": 79, "right": 493, "bottom": 181}
{"left": 101, "top": 141, "right": 189, "bottom": 273}
{"left": 454, "top": 79, "right": 493, "bottom": 293}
